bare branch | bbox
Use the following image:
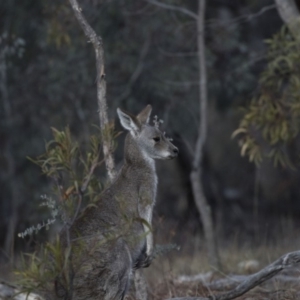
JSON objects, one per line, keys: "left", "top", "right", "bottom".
{"left": 206, "top": 4, "right": 276, "bottom": 28}
{"left": 214, "top": 250, "right": 300, "bottom": 300}
{"left": 158, "top": 47, "right": 198, "bottom": 57}
{"left": 165, "top": 250, "right": 300, "bottom": 300}
{"left": 144, "top": 0, "right": 198, "bottom": 20}
{"left": 158, "top": 79, "right": 199, "bottom": 86}
{"left": 145, "top": 1, "right": 276, "bottom": 28}
{"left": 68, "top": 0, "right": 116, "bottom": 181}
{"left": 70, "top": 157, "right": 104, "bottom": 226}
{"left": 80, "top": 158, "right": 104, "bottom": 193}
{"left": 115, "top": 36, "right": 150, "bottom": 103}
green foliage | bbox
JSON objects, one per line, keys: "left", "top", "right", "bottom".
{"left": 233, "top": 26, "right": 300, "bottom": 167}
{"left": 44, "top": 2, "right": 72, "bottom": 48}
{"left": 28, "top": 126, "right": 105, "bottom": 219}
{"left": 16, "top": 237, "right": 71, "bottom": 295}
{"left": 16, "top": 126, "right": 111, "bottom": 296}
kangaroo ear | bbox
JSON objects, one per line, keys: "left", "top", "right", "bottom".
{"left": 136, "top": 105, "right": 152, "bottom": 125}
{"left": 117, "top": 108, "right": 141, "bottom": 133}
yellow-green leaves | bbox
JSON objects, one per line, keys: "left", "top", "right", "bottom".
{"left": 234, "top": 26, "right": 300, "bottom": 168}
{"left": 17, "top": 125, "right": 120, "bottom": 296}
{"left": 15, "top": 237, "right": 74, "bottom": 296}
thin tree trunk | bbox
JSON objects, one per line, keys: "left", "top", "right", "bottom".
{"left": 190, "top": 0, "right": 221, "bottom": 270}
{"left": 0, "top": 41, "right": 19, "bottom": 259}
{"left": 68, "top": 2, "right": 147, "bottom": 298}
{"left": 274, "top": 0, "right": 300, "bottom": 38}
{"left": 68, "top": 0, "right": 115, "bottom": 181}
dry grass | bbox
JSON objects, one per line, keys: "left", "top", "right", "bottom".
{"left": 142, "top": 224, "right": 300, "bottom": 300}
{"left": 2, "top": 221, "right": 300, "bottom": 300}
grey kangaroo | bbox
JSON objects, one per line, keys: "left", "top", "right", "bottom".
{"left": 55, "top": 105, "right": 178, "bottom": 300}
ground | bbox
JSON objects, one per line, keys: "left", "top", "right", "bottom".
{"left": 1, "top": 221, "right": 300, "bottom": 300}
{"left": 139, "top": 225, "right": 300, "bottom": 300}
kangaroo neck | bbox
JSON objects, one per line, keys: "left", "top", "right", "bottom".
{"left": 123, "top": 133, "right": 155, "bottom": 172}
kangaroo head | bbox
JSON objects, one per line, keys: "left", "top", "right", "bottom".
{"left": 117, "top": 105, "right": 179, "bottom": 160}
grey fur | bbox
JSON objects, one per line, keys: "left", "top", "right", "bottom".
{"left": 55, "top": 105, "right": 178, "bottom": 300}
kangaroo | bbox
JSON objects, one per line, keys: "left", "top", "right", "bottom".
{"left": 55, "top": 105, "right": 178, "bottom": 300}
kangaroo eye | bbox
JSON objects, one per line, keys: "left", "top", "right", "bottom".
{"left": 153, "top": 137, "right": 160, "bottom": 142}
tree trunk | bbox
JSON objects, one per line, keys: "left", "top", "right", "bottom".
{"left": 68, "top": 1, "right": 147, "bottom": 298}
{"left": 191, "top": 0, "right": 221, "bottom": 270}
{"left": 68, "top": 0, "right": 115, "bottom": 181}
{"left": 274, "top": 0, "right": 300, "bottom": 38}
{"left": 0, "top": 39, "right": 19, "bottom": 259}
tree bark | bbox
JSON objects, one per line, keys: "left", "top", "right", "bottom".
{"left": 191, "top": 0, "right": 221, "bottom": 270}
{"left": 145, "top": 0, "right": 221, "bottom": 271}
{"left": 68, "top": 0, "right": 115, "bottom": 181}
{"left": 68, "top": 2, "right": 147, "bottom": 298}
{"left": 274, "top": 0, "right": 300, "bottom": 38}
{"left": 0, "top": 38, "right": 19, "bottom": 259}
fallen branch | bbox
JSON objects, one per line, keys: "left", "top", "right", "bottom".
{"left": 176, "top": 272, "right": 213, "bottom": 284}
{"left": 165, "top": 250, "right": 300, "bottom": 300}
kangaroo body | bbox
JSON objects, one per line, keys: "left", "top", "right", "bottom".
{"left": 55, "top": 105, "right": 178, "bottom": 300}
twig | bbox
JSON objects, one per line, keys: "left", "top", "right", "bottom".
{"left": 70, "top": 158, "right": 103, "bottom": 226}
{"left": 144, "top": 0, "right": 198, "bottom": 20}
{"left": 80, "top": 158, "right": 104, "bottom": 193}
{"left": 206, "top": 4, "right": 276, "bottom": 28}
{"left": 144, "top": 0, "right": 276, "bottom": 28}
{"left": 158, "top": 47, "right": 198, "bottom": 57}
{"left": 115, "top": 36, "right": 150, "bottom": 103}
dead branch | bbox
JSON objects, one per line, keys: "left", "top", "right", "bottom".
{"left": 146, "top": 1, "right": 276, "bottom": 29}
{"left": 206, "top": 4, "right": 276, "bottom": 28}
{"left": 176, "top": 272, "right": 213, "bottom": 284}
{"left": 115, "top": 35, "right": 150, "bottom": 103}
{"left": 144, "top": 0, "right": 198, "bottom": 20}
{"left": 68, "top": 0, "right": 116, "bottom": 181}
{"left": 165, "top": 250, "right": 300, "bottom": 300}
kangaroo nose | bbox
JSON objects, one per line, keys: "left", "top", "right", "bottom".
{"left": 173, "top": 147, "right": 179, "bottom": 155}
